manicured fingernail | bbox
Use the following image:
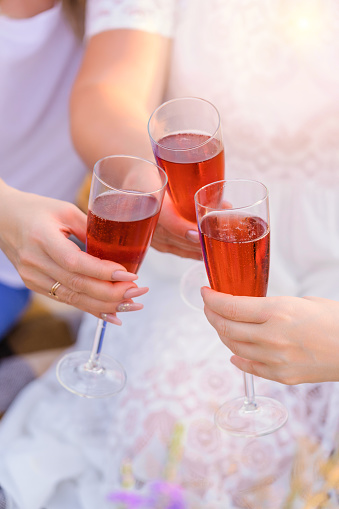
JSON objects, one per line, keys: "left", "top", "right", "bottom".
{"left": 123, "top": 287, "right": 149, "bottom": 299}
{"left": 116, "top": 302, "right": 144, "bottom": 312}
{"left": 101, "top": 313, "right": 122, "bottom": 326}
{"left": 185, "top": 230, "right": 200, "bottom": 243}
{"left": 112, "top": 270, "right": 138, "bottom": 282}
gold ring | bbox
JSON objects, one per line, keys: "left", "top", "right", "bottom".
{"left": 49, "top": 281, "right": 61, "bottom": 299}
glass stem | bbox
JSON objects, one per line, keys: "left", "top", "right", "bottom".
{"left": 88, "top": 319, "right": 107, "bottom": 367}
{"left": 243, "top": 373, "right": 258, "bottom": 411}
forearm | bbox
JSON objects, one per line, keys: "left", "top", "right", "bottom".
{"left": 69, "top": 29, "right": 201, "bottom": 259}
{"left": 71, "top": 89, "right": 152, "bottom": 169}
{"left": 70, "top": 29, "right": 171, "bottom": 169}
{"left": 0, "top": 179, "right": 24, "bottom": 249}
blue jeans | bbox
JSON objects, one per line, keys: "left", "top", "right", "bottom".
{"left": 0, "top": 283, "right": 31, "bottom": 340}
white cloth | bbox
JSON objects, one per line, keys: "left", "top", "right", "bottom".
{"left": 0, "top": 2, "right": 87, "bottom": 287}
{"left": 85, "top": 0, "right": 339, "bottom": 504}
{"left": 86, "top": 0, "right": 339, "bottom": 300}
{"left": 1, "top": 1, "right": 339, "bottom": 508}
{"left": 1, "top": 251, "right": 339, "bottom": 508}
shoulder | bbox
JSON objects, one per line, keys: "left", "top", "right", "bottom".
{"left": 85, "top": 0, "right": 177, "bottom": 39}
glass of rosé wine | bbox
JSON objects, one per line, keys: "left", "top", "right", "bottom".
{"left": 195, "top": 179, "right": 288, "bottom": 437}
{"left": 148, "top": 97, "right": 225, "bottom": 310}
{"left": 56, "top": 155, "right": 167, "bottom": 398}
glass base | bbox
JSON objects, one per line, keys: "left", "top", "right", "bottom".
{"left": 215, "top": 395, "right": 288, "bottom": 437}
{"left": 56, "top": 350, "right": 127, "bottom": 398}
{"left": 180, "top": 261, "right": 209, "bottom": 311}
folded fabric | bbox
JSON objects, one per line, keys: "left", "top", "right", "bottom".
{"left": 0, "top": 488, "right": 7, "bottom": 509}
{"left": 0, "top": 372, "right": 88, "bottom": 509}
{"left": 0, "top": 365, "right": 122, "bottom": 509}
{"left": 1, "top": 435, "right": 85, "bottom": 509}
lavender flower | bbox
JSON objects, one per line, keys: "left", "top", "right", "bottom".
{"left": 107, "top": 490, "right": 147, "bottom": 508}
{"left": 107, "top": 480, "right": 186, "bottom": 509}
{"left": 148, "top": 481, "right": 186, "bottom": 509}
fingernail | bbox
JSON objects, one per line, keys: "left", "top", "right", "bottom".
{"left": 200, "top": 286, "right": 209, "bottom": 298}
{"left": 116, "top": 302, "right": 144, "bottom": 312}
{"left": 112, "top": 270, "right": 138, "bottom": 282}
{"left": 101, "top": 313, "right": 122, "bottom": 326}
{"left": 185, "top": 230, "right": 200, "bottom": 243}
{"left": 123, "top": 287, "right": 149, "bottom": 299}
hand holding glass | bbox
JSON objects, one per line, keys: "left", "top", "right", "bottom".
{"left": 148, "top": 97, "right": 225, "bottom": 308}
{"left": 195, "top": 179, "right": 288, "bottom": 437}
{"left": 56, "top": 155, "right": 167, "bottom": 398}
{"left": 148, "top": 96, "right": 224, "bottom": 223}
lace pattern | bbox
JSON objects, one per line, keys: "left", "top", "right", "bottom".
{"left": 87, "top": 0, "right": 339, "bottom": 184}
{"left": 76, "top": 294, "right": 339, "bottom": 507}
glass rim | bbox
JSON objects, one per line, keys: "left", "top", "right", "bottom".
{"left": 93, "top": 154, "right": 168, "bottom": 195}
{"left": 147, "top": 96, "right": 222, "bottom": 152}
{"left": 194, "top": 178, "right": 269, "bottom": 211}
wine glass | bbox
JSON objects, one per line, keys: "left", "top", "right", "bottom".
{"left": 56, "top": 155, "right": 168, "bottom": 398}
{"left": 195, "top": 179, "right": 288, "bottom": 437}
{"left": 148, "top": 97, "right": 225, "bottom": 310}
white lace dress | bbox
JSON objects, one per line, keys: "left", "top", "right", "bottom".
{"left": 80, "top": 0, "right": 339, "bottom": 507}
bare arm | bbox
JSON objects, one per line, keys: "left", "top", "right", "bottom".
{"left": 0, "top": 179, "right": 148, "bottom": 324}
{"left": 201, "top": 286, "right": 339, "bottom": 385}
{"left": 70, "top": 29, "right": 201, "bottom": 259}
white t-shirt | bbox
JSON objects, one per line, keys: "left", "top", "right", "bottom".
{"left": 0, "top": 2, "right": 87, "bottom": 287}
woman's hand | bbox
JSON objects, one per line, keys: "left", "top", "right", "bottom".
{"left": 201, "top": 286, "right": 339, "bottom": 384}
{"left": 70, "top": 29, "right": 202, "bottom": 261}
{"left": 0, "top": 181, "right": 148, "bottom": 324}
{"left": 151, "top": 193, "right": 202, "bottom": 260}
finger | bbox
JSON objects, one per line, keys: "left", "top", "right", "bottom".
{"left": 204, "top": 305, "right": 266, "bottom": 345}
{"left": 201, "top": 287, "right": 270, "bottom": 324}
{"left": 45, "top": 278, "right": 143, "bottom": 318}
{"left": 221, "top": 336, "right": 269, "bottom": 364}
{"left": 49, "top": 204, "right": 138, "bottom": 280}
{"left": 151, "top": 238, "right": 203, "bottom": 260}
{"left": 152, "top": 220, "right": 202, "bottom": 259}
{"left": 58, "top": 203, "right": 88, "bottom": 244}
{"left": 153, "top": 223, "right": 202, "bottom": 253}
{"left": 43, "top": 234, "right": 138, "bottom": 282}
{"left": 24, "top": 258, "right": 148, "bottom": 303}
{"left": 204, "top": 305, "right": 279, "bottom": 365}
{"left": 19, "top": 244, "right": 143, "bottom": 303}
{"left": 230, "top": 356, "right": 275, "bottom": 382}
{"left": 159, "top": 194, "right": 200, "bottom": 242}
{"left": 57, "top": 276, "right": 147, "bottom": 304}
